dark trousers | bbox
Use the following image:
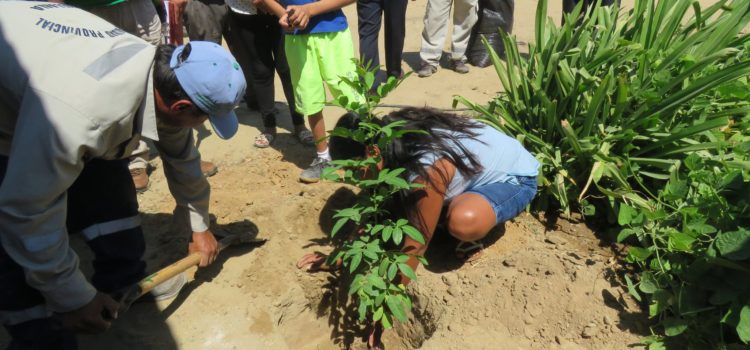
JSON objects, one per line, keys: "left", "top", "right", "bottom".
{"left": 357, "top": 0, "right": 408, "bottom": 84}
{"left": 562, "top": 0, "right": 617, "bottom": 14}
{"left": 0, "top": 156, "right": 146, "bottom": 350}
{"left": 226, "top": 12, "right": 304, "bottom": 129}
{"left": 183, "top": 0, "right": 228, "bottom": 44}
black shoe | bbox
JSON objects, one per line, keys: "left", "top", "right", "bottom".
{"left": 450, "top": 59, "right": 469, "bottom": 74}
{"left": 417, "top": 63, "right": 438, "bottom": 78}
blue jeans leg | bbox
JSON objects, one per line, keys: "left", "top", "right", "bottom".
{"left": 466, "top": 176, "right": 537, "bottom": 224}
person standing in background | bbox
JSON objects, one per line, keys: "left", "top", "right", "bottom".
{"left": 224, "top": 0, "right": 313, "bottom": 149}
{"left": 0, "top": 2, "right": 245, "bottom": 347}
{"left": 357, "top": 0, "right": 409, "bottom": 88}
{"left": 254, "top": 0, "right": 364, "bottom": 183}
{"left": 62, "top": 0, "right": 220, "bottom": 191}
{"left": 60, "top": 0, "right": 164, "bottom": 192}
{"left": 416, "top": 0, "right": 479, "bottom": 77}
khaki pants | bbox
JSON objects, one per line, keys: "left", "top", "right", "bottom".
{"left": 419, "top": 0, "right": 479, "bottom": 65}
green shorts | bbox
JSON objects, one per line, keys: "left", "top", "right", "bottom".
{"left": 284, "top": 28, "right": 361, "bottom": 116}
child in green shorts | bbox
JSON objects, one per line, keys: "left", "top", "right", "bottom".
{"left": 257, "top": 0, "right": 361, "bottom": 183}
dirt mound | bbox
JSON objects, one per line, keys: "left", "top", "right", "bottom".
{"left": 0, "top": 139, "right": 645, "bottom": 350}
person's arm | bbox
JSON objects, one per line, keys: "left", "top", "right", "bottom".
{"left": 286, "top": 0, "right": 355, "bottom": 29}
{"left": 153, "top": 124, "right": 218, "bottom": 266}
{"left": 254, "top": 0, "right": 287, "bottom": 18}
{"left": 366, "top": 159, "right": 454, "bottom": 349}
{"left": 0, "top": 89, "right": 117, "bottom": 331}
{"left": 168, "top": 0, "right": 188, "bottom": 26}
{"left": 398, "top": 158, "right": 455, "bottom": 284}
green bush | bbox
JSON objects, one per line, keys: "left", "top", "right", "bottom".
{"left": 456, "top": 0, "right": 750, "bottom": 217}
{"left": 456, "top": 0, "right": 750, "bottom": 347}
{"left": 322, "top": 64, "right": 427, "bottom": 330}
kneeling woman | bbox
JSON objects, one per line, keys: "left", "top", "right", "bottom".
{"left": 298, "top": 107, "right": 539, "bottom": 273}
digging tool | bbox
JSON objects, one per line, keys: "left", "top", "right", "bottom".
{"left": 116, "top": 232, "right": 265, "bottom": 312}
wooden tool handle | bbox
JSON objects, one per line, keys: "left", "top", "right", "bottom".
{"left": 137, "top": 252, "right": 202, "bottom": 298}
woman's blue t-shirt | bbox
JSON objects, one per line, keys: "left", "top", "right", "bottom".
{"left": 280, "top": 0, "right": 348, "bottom": 34}
{"left": 413, "top": 123, "right": 540, "bottom": 200}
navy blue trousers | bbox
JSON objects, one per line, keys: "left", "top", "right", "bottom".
{"left": 357, "top": 0, "right": 408, "bottom": 84}
{"left": 0, "top": 156, "right": 145, "bottom": 350}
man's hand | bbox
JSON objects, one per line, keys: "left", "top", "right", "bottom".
{"left": 189, "top": 230, "right": 218, "bottom": 267}
{"left": 60, "top": 292, "right": 119, "bottom": 334}
{"left": 286, "top": 5, "right": 311, "bottom": 30}
{"left": 169, "top": 0, "right": 188, "bottom": 26}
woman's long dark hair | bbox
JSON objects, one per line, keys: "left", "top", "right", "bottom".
{"left": 330, "top": 107, "right": 484, "bottom": 232}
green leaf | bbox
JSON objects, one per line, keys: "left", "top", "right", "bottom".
{"left": 669, "top": 230, "right": 696, "bottom": 252}
{"left": 349, "top": 253, "right": 362, "bottom": 273}
{"left": 381, "top": 312, "right": 392, "bottom": 329}
{"left": 385, "top": 295, "right": 408, "bottom": 322}
{"left": 715, "top": 229, "right": 750, "bottom": 261}
{"left": 395, "top": 254, "right": 409, "bottom": 263}
{"left": 369, "top": 274, "right": 386, "bottom": 290}
{"left": 371, "top": 224, "right": 385, "bottom": 235}
{"left": 738, "top": 305, "right": 750, "bottom": 343}
{"left": 387, "top": 263, "right": 398, "bottom": 281}
{"left": 357, "top": 299, "right": 367, "bottom": 321}
{"left": 393, "top": 228, "right": 403, "bottom": 245}
{"left": 617, "top": 228, "right": 636, "bottom": 243}
{"left": 348, "top": 274, "right": 364, "bottom": 295}
{"left": 627, "top": 247, "right": 653, "bottom": 263}
{"left": 358, "top": 299, "right": 368, "bottom": 321}
{"left": 624, "top": 274, "right": 642, "bottom": 302}
{"left": 373, "top": 306, "right": 384, "bottom": 321}
{"left": 648, "top": 341, "right": 667, "bottom": 350}
{"left": 375, "top": 292, "right": 385, "bottom": 307}
{"left": 662, "top": 317, "right": 689, "bottom": 337}
{"left": 639, "top": 272, "right": 658, "bottom": 294}
{"left": 377, "top": 258, "right": 389, "bottom": 277}
{"left": 650, "top": 290, "right": 672, "bottom": 318}
{"left": 331, "top": 217, "right": 348, "bottom": 237}
{"left": 402, "top": 225, "right": 426, "bottom": 244}
{"left": 383, "top": 226, "right": 393, "bottom": 241}
{"left": 618, "top": 203, "right": 636, "bottom": 226}
{"left": 362, "top": 248, "right": 378, "bottom": 260}
{"left": 398, "top": 263, "right": 417, "bottom": 281}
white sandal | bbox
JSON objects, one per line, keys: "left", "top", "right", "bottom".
{"left": 254, "top": 133, "right": 275, "bottom": 148}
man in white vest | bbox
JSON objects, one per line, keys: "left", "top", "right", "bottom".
{"left": 0, "top": 2, "right": 245, "bottom": 348}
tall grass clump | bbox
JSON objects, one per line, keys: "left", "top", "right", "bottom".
{"left": 457, "top": 0, "right": 750, "bottom": 347}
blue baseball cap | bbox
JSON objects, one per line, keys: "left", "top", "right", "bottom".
{"left": 170, "top": 41, "right": 246, "bottom": 140}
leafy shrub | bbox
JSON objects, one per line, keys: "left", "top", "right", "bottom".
{"left": 322, "top": 65, "right": 427, "bottom": 329}
{"left": 456, "top": 0, "right": 750, "bottom": 347}
{"left": 456, "top": 0, "right": 750, "bottom": 217}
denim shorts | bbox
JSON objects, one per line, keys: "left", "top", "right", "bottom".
{"left": 465, "top": 176, "right": 538, "bottom": 224}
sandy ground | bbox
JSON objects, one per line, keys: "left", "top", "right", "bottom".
{"left": 1, "top": 0, "right": 728, "bottom": 349}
